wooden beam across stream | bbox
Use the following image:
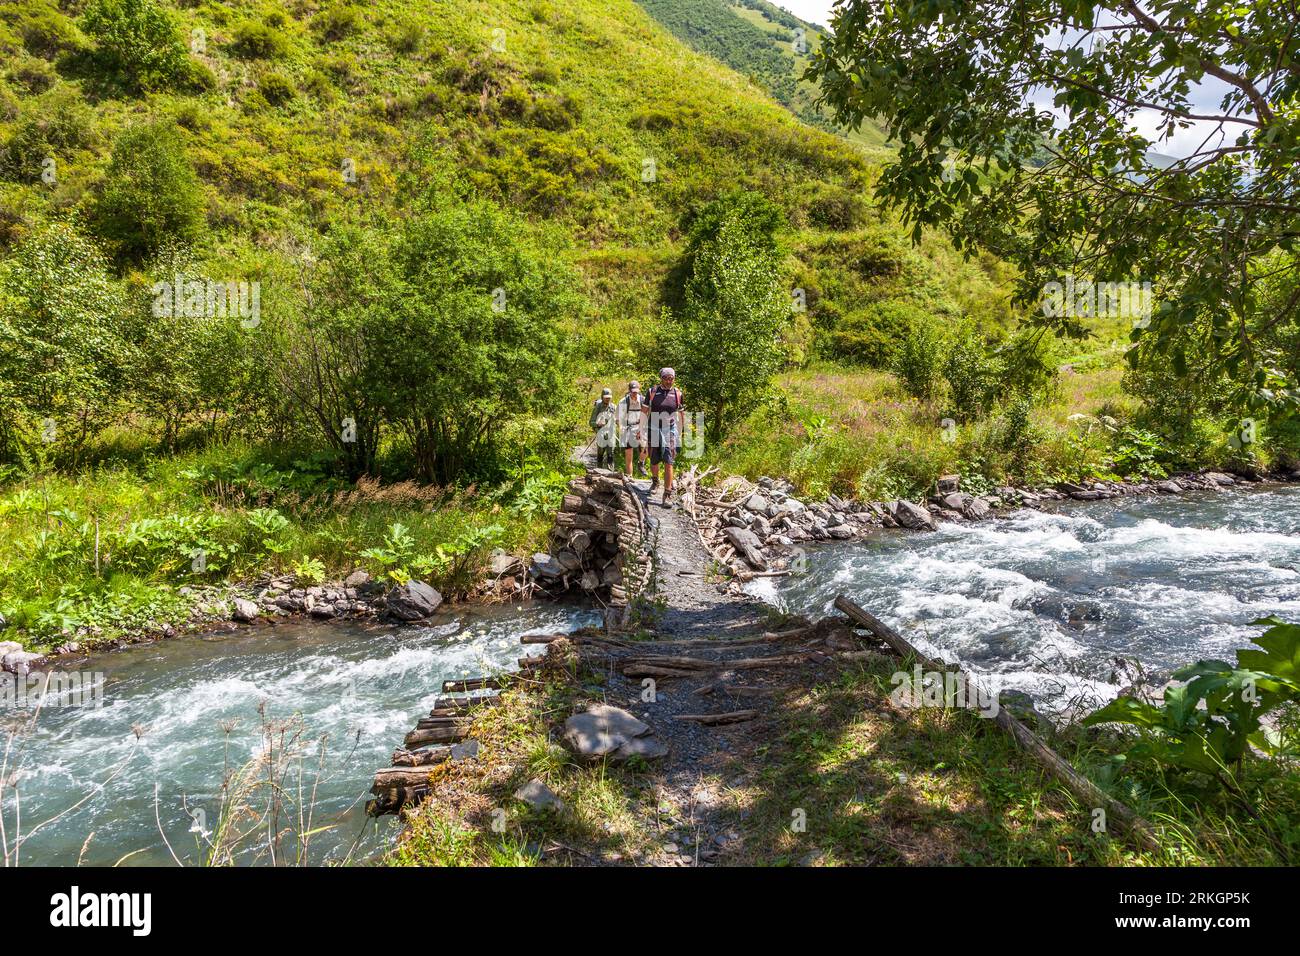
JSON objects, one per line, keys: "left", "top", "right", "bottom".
{"left": 833, "top": 594, "right": 1162, "bottom": 854}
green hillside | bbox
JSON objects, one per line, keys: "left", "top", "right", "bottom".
{"left": 0, "top": 0, "right": 1007, "bottom": 382}
{"left": 633, "top": 0, "right": 891, "bottom": 155}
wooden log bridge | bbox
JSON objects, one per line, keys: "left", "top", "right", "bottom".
{"left": 833, "top": 595, "right": 1162, "bottom": 854}
{"left": 366, "top": 640, "right": 562, "bottom": 817}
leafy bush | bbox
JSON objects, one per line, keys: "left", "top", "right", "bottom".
{"left": 91, "top": 120, "right": 205, "bottom": 262}
{"left": 312, "top": 5, "right": 361, "bottom": 41}
{"left": 231, "top": 20, "right": 291, "bottom": 60}
{"left": 0, "top": 86, "right": 97, "bottom": 183}
{"left": 80, "top": 0, "right": 192, "bottom": 93}
{"left": 1085, "top": 617, "right": 1300, "bottom": 793}
{"left": 831, "top": 299, "right": 925, "bottom": 368}
{"left": 257, "top": 71, "right": 296, "bottom": 105}
{"left": 892, "top": 314, "right": 947, "bottom": 402}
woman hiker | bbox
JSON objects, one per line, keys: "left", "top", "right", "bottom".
{"left": 643, "top": 367, "right": 685, "bottom": 506}
{"left": 617, "top": 380, "right": 647, "bottom": 477}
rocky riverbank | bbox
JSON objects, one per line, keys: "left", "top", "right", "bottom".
{"left": 1, "top": 566, "right": 509, "bottom": 673}
{"left": 692, "top": 467, "right": 1300, "bottom": 577}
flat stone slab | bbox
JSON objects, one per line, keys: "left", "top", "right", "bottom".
{"left": 515, "top": 777, "right": 564, "bottom": 812}
{"left": 562, "top": 704, "right": 667, "bottom": 763}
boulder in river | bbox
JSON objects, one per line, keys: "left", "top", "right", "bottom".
{"left": 386, "top": 580, "right": 444, "bottom": 621}
{"left": 936, "top": 474, "right": 960, "bottom": 494}
{"left": 232, "top": 598, "right": 260, "bottom": 623}
{"left": 892, "top": 499, "right": 937, "bottom": 532}
{"left": 3, "top": 650, "right": 45, "bottom": 675}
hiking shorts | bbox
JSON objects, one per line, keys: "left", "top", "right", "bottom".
{"left": 649, "top": 442, "right": 677, "bottom": 466}
{"left": 621, "top": 426, "right": 642, "bottom": 449}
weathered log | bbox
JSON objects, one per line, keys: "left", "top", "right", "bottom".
{"left": 391, "top": 745, "right": 453, "bottom": 767}
{"left": 832, "top": 594, "right": 1161, "bottom": 853}
{"left": 618, "top": 664, "right": 701, "bottom": 679}
{"left": 694, "top": 683, "right": 782, "bottom": 697}
{"left": 430, "top": 693, "right": 499, "bottom": 713}
{"left": 415, "top": 715, "right": 470, "bottom": 730}
{"left": 405, "top": 724, "right": 469, "bottom": 747}
{"left": 372, "top": 766, "right": 438, "bottom": 790}
{"left": 442, "top": 675, "right": 511, "bottom": 693}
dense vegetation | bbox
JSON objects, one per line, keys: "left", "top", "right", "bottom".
{"left": 0, "top": 0, "right": 1295, "bottom": 654}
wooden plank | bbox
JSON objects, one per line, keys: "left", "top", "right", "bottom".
{"left": 833, "top": 594, "right": 1161, "bottom": 853}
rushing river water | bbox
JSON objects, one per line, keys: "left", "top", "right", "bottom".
{"left": 2, "top": 603, "right": 600, "bottom": 866}
{"left": 747, "top": 484, "right": 1300, "bottom": 711}
{"left": 7, "top": 485, "right": 1299, "bottom": 866}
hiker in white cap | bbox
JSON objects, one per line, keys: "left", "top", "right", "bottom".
{"left": 617, "top": 380, "right": 647, "bottom": 477}
{"left": 589, "top": 387, "right": 617, "bottom": 470}
{"left": 643, "top": 367, "right": 684, "bottom": 506}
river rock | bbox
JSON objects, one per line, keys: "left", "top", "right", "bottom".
{"left": 3, "top": 651, "right": 45, "bottom": 675}
{"left": 232, "top": 598, "right": 260, "bottom": 623}
{"left": 488, "top": 551, "right": 522, "bottom": 577}
{"left": 1155, "top": 479, "right": 1184, "bottom": 494}
{"left": 562, "top": 704, "right": 668, "bottom": 763}
{"left": 386, "top": 580, "right": 443, "bottom": 621}
{"left": 344, "top": 569, "right": 371, "bottom": 588}
{"left": 451, "top": 739, "right": 480, "bottom": 761}
{"left": 1203, "top": 471, "right": 1235, "bottom": 487}
{"left": 743, "top": 493, "right": 771, "bottom": 515}
{"left": 936, "top": 474, "right": 960, "bottom": 494}
{"left": 724, "top": 526, "right": 768, "bottom": 570}
{"left": 892, "top": 499, "right": 937, "bottom": 531}
{"left": 529, "top": 552, "right": 564, "bottom": 580}
{"left": 0, "top": 640, "right": 21, "bottom": 657}
{"left": 515, "top": 778, "right": 564, "bottom": 812}
{"left": 962, "top": 497, "right": 992, "bottom": 521}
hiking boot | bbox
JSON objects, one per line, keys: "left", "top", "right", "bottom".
{"left": 663, "top": 490, "right": 674, "bottom": 507}
{"left": 650, "top": 477, "right": 659, "bottom": 492}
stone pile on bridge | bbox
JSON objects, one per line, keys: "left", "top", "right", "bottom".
{"left": 528, "top": 468, "right": 653, "bottom": 613}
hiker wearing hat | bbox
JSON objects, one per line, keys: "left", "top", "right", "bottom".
{"left": 643, "top": 367, "right": 685, "bottom": 505}
{"left": 589, "top": 387, "right": 618, "bottom": 471}
{"left": 617, "top": 380, "right": 647, "bottom": 477}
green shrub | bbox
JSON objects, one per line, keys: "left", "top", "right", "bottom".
{"left": 892, "top": 314, "right": 947, "bottom": 402}
{"left": 0, "top": 85, "right": 97, "bottom": 183}
{"left": 91, "top": 120, "right": 205, "bottom": 262}
{"left": 257, "top": 71, "right": 296, "bottom": 105}
{"left": 312, "top": 5, "right": 361, "bottom": 42}
{"left": 5, "top": 53, "right": 58, "bottom": 94}
{"left": 830, "top": 299, "right": 924, "bottom": 367}
{"left": 80, "top": 0, "right": 191, "bottom": 93}
{"left": 231, "top": 20, "right": 291, "bottom": 60}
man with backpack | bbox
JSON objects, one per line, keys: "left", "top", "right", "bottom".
{"left": 589, "top": 387, "right": 618, "bottom": 471}
{"left": 617, "top": 380, "right": 647, "bottom": 477}
{"left": 643, "top": 368, "right": 685, "bottom": 506}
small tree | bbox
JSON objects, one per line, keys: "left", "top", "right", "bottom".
{"left": 675, "top": 191, "right": 789, "bottom": 445}
{"left": 374, "top": 199, "right": 574, "bottom": 483}
{"left": 0, "top": 222, "right": 128, "bottom": 462}
{"left": 92, "top": 121, "right": 205, "bottom": 263}
{"left": 80, "top": 0, "right": 192, "bottom": 93}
